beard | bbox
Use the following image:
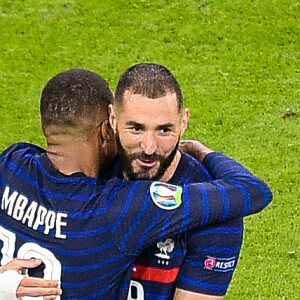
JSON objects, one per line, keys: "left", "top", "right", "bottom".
{"left": 116, "top": 131, "right": 179, "bottom": 181}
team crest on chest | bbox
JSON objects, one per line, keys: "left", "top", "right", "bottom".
{"left": 155, "top": 238, "right": 174, "bottom": 265}
{"left": 150, "top": 182, "right": 182, "bottom": 210}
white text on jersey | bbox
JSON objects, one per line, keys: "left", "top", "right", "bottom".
{"left": 1, "top": 186, "right": 68, "bottom": 239}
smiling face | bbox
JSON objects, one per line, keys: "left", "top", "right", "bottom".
{"left": 109, "top": 90, "right": 189, "bottom": 180}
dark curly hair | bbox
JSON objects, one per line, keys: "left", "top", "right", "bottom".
{"left": 41, "top": 68, "right": 113, "bottom": 127}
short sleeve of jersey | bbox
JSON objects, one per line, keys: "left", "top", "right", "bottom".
{"left": 176, "top": 218, "right": 244, "bottom": 296}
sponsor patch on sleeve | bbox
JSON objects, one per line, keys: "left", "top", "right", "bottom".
{"left": 204, "top": 256, "right": 237, "bottom": 272}
{"left": 150, "top": 182, "right": 182, "bottom": 210}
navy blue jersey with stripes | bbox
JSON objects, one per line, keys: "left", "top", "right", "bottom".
{"left": 0, "top": 143, "right": 272, "bottom": 299}
{"left": 125, "top": 152, "right": 243, "bottom": 299}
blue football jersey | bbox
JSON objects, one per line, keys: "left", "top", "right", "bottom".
{"left": 126, "top": 152, "right": 244, "bottom": 299}
{"left": 0, "top": 143, "right": 272, "bottom": 299}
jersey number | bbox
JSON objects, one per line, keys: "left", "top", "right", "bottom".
{"left": 0, "top": 225, "right": 61, "bottom": 300}
{"left": 127, "top": 280, "right": 144, "bottom": 300}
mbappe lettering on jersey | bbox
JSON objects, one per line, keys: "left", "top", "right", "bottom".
{"left": 1, "top": 186, "right": 68, "bottom": 239}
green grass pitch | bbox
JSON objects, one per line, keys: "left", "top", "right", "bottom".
{"left": 0, "top": 0, "right": 299, "bottom": 298}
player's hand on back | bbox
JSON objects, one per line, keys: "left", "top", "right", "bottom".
{"left": 0, "top": 258, "right": 41, "bottom": 274}
{"left": 17, "top": 276, "right": 61, "bottom": 300}
{"left": 179, "top": 140, "right": 214, "bottom": 162}
{"left": 0, "top": 258, "right": 62, "bottom": 300}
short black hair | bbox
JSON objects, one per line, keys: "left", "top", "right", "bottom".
{"left": 41, "top": 68, "right": 113, "bottom": 127}
{"left": 115, "top": 63, "right": 183, "bottom": 110}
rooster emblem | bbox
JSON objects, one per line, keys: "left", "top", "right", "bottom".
{"left": 155, "top": 238, "right": 174, "bottom": 260}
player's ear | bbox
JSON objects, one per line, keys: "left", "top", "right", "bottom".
{"left": 108, "top": 104, "right": 117, "bottom": 134}
{"left": 40, "top": 123, "right": 45, "bottom": 135}
{"left": 100, "top": 119, "right": 118, "bottom": 160}
{"left": 101, "top": 119, "right": 115, "bottom": 141}
{"left": 180, "top": 108, "right": 190, "bottom": 136}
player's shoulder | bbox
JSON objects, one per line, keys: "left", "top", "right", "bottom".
{"left": 175, "top": 151, "right": 212, "bottom": 182}
{"left": 180, "top": 151, "right": 204, "bottom": 168}
{"left": 0, "top": 142, "right": 44, "bottom": 161}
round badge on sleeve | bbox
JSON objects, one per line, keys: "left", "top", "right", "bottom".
{"left": 150, "top": 182, "right": 182, "bottom": 210}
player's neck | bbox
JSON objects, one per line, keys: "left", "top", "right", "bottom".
{"left": 159, "top": 150, "right": 181, "bottom": 182}
{"left": 46, "top": 137, "right": 101, "bottom": 178}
